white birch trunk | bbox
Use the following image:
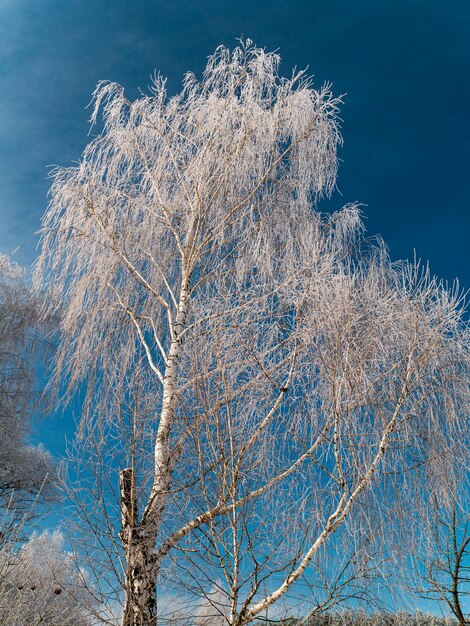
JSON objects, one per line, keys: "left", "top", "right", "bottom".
{"left": 120, "top": 468, "right": 159, "bottom": 626}
{"left": 121, "top": 541, "right": 158, "bottom": 626}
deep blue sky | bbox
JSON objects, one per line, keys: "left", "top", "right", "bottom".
{"left": 1, "top": 0, "right": 469, "bottom": 284}
{"left": 1, "top": 1, "right": 469, "bottom": 447}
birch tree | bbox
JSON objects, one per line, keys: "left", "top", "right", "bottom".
{"left": 35, "top": 41, "right": 470, "bottom": 625}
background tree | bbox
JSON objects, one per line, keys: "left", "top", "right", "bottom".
{"left": 0, "top": 253, "right": 54, "bottom": 539}
{"left": 35, "top": 41, "right": 470, "bottom": 625}
{"left": 413, "top": 490, "right": 469, "bottom": 625}
{"left": 0, "top": 530, "right": 96, "bottom": 626}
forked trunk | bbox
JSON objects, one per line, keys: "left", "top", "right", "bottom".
{"left": 120, "top": 275, "right": 191, "bottom": 625}
{"left": 120, "top": 468, "right": 158, "bottom": 626}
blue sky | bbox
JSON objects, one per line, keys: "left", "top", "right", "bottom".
{"left": 1, "top": 0, "right": 469, "bottom": 472}
{"left": 1, "top": 0, "right": 469, "bottom": 286}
